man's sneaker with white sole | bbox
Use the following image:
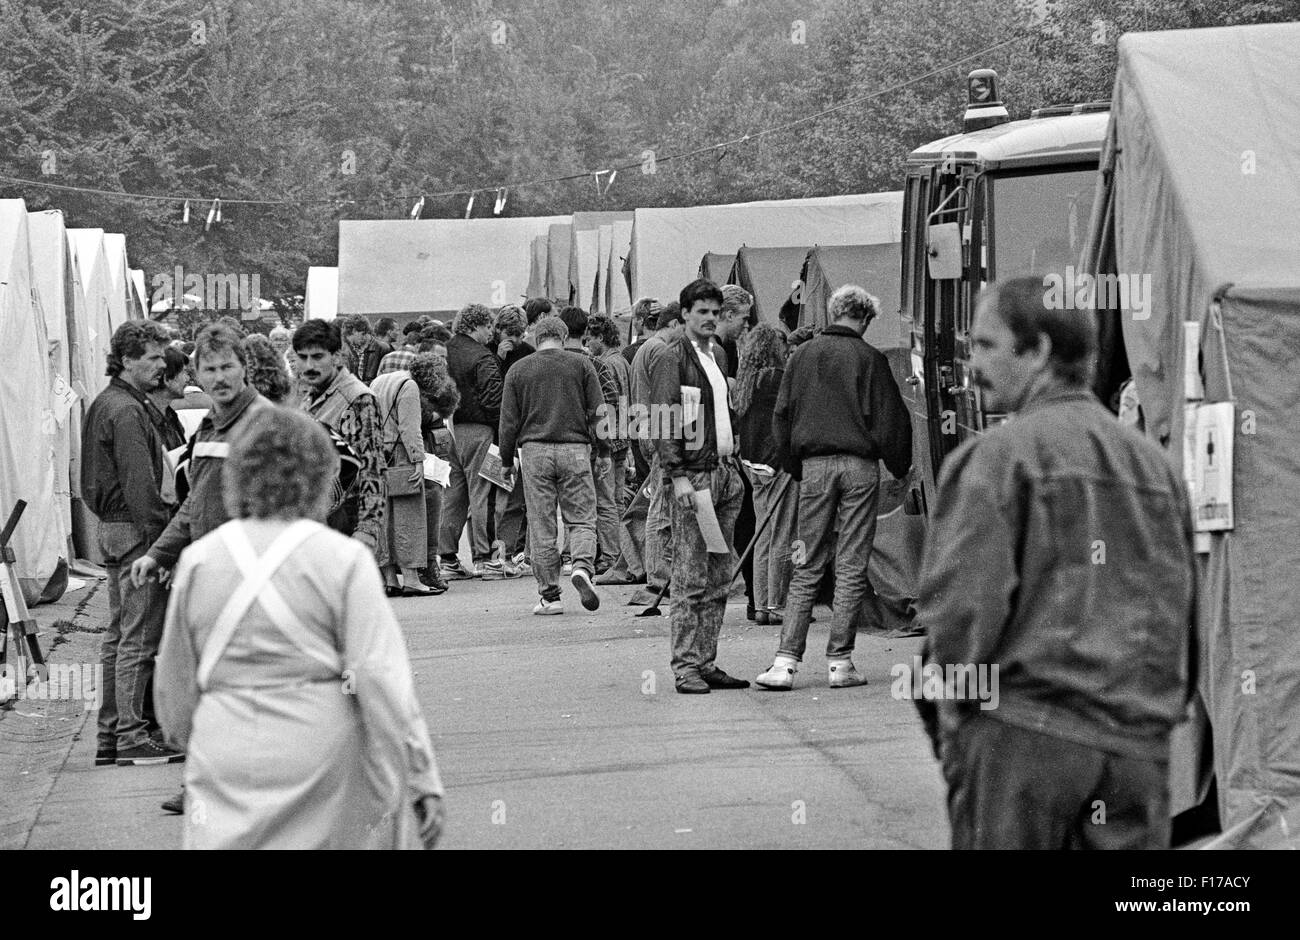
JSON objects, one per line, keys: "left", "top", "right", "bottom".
{"left": 828, "top": 659, "right": 868, "bottom": 688}
{"left": 533, "top": 598, "right": 564, "bottom": 615}
{"left": 571, "top": 568, "right": 600, "bottom": 610}
{"left": 755, "top": 655, "right": 798, "bottom": 691}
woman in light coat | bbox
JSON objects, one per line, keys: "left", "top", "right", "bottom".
{"left": 155, "top": 406, "right": 445, "bottom": 849}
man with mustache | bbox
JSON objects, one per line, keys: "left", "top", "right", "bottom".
{"left": 293, "top": 318, "right": 385, "bottom": 553}
{"left": 82, "top": 320, "right": 180, "bottom": 767}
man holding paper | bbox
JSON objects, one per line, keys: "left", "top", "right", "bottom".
{"left": 648, "top": 279, "right": 750, "bottom": 695}
{"left": 498, "top": 315, "right": 604, "bottom": 615}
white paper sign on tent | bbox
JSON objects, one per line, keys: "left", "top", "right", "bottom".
{"left": 1193, "top": 401, "right": 1234, "bottom": 532}
{"left": 51, "top": 373, "right": 78, "bottom": 426}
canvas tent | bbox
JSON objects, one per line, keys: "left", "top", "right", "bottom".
{"left": 544, "top": 223, "right": 572, "bottom": 302}
{"left": 795, "top": 243, "right": 903, "bottom": 349}
{"left": 1082, "top": 22, "right": 1300, "bottom": 845}
{"left": 0, "top": 200, "right": 65, "bottom": 603}
{"left": 593, "top": 224, "right": 613, "bottom": 312}
{"left": 67, "top": 229, "right": 114, "bottom": 398}
{"left": 304, "top": 267, "right": 339, "bottom": 321}
{"left": 604, "top": 220, "right": 634, "bottom": 316}
{"left": 725, "top": 246, "right": 809, "bottom": 328}
{"left": 337, "top": 215, "right": 567, "bottom": 321}
{"left": 568, "top": 211, "right": 633, "bottom": 310}
{"left": 102, "top": 233, "right": 136, "bottom": 329}
{"left": 698, "top": 252, "right": 736, "bottom": 285}
{"left": 527, "top": 235, "right": 548, "bottom": 300}
{"left": 627, "top": 191, "right": 902, "bottom": 305}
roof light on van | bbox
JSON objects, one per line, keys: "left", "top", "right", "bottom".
{"left": 963, "top": 69, "right": 1009, "bottom": 132}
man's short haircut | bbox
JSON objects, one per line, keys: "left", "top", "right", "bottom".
{"left": 402, "top": 320, "right": 424, "bottom": 337}
{"left": 495, "top": 305, "right": 527, "bottom": 338}
{"left": 214, "top": 316, "right": 247, "bottom": 338}
{"left": 375, "top": 317, "right": 397, "bottom": 336}
{"left": 418, "top": 322, "right": 453, "bottom": 351}
{"left": 523, "top": 297, "right": 553, "bottom": 325}
{"left": 106, "top": 320, "right": 171, "bottom": 377}
{"left": 453, "top": 303, "right": 494, "bottom": 336}
{"left": 162, "top": 345, "right": 191, "bottom": 381}
{"left": 679, "top": 278, "right": 725, "bottom": 312}
{"left": 558, "top": 306, "right": 588, "bottom": 339}
{"left": 292, "top": 318, "right": 341, "bottom": 354}
{"left": 337, "top": 314, "right": 370, "bottom": 336}
{"left": 194, "top": 323, "right": 249, "bottom": 368}
{"left": 534, "top": 315, "right": 568, "bottom": 345}
{"left": 828, "top": 285, "right": 880, "bottom": 323}
{"left": 981, "top": 277, "right": 1097, "bottom": 386}
{"left": 721, "top": 283, "right": 757, "bottom": 329}
{"left": 657, "top": 301, "right": 684, "bottom": 328}
{"left": 585, "top": 314, "right": 620, "bottom": 350}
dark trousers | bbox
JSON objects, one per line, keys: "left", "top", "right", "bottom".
{"left": 96, "top": 521, "right": 167, "bottom": 750}
{"left": 942, "top": 712, "right": 1171, "bottom": 849}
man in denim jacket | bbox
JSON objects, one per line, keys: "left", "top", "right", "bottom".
{"left": 919, "top": 277, "right": 1197, "bottom": 849}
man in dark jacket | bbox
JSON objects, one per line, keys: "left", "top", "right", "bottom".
{"left": 918, "top": 277, "right": 1196, "bottom": 849}
{"left": 438, "top": 304, "right": 505, "bottom": 578}
{"left": 758, "top": 285, "right": 912, "bottom": 692}
{"left": 647, "top": 279, "right": 750, "bottom": 695}
{"left": 80, "top": 320, "right": 183, "bottom": 767}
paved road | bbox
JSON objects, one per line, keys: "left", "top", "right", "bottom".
{"left": 11, "top": 569, "right": 948, "bottom": 850}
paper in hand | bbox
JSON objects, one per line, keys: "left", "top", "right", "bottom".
{"left": 693, "top": 487, "right": 729, "bottom": 554}
{"left": 477, "top": 443, "right": 514, "bottom": 492}
{"left": 423, "top": 454, "right": 452, "bottom": 488}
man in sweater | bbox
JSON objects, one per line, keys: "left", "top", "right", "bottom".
{"left": 439, "top": 304, "right": 505, "bottom": 579}
{"left": 647, "top": 280, "right": 750, "bottom": 694}
{"left": 498, "top": 316, "right": 604, "bottom": 615}
{"left": 757, "top": 285, "right": 912, "bottom": 691}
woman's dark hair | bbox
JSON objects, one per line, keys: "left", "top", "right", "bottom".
{"left": 242, "top": 333, "right": 294, "bottom": 404}
{"left": 409, "top": 352, "right": 460, "bottom": 417}
{"left": 162, "top": 345, "right": 191, "bottom": 382}
{"left": 733, "top": 324, "right": 786, "bottom": 416}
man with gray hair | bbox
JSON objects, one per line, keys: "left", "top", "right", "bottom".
{"left": 757, "top": 284, "right": 912, "bottom": 691}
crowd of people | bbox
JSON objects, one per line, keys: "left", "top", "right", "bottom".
{"left": 79, "top": 267, "right": 1197, "bottom": 850}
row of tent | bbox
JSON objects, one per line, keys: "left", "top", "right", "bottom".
{"left": 314, "top": 191, "right": 904, "bottom": 335}
{"left": 0, "top": 199, "right": 149, "bottom": 604}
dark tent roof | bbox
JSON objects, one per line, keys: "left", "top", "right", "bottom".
{"left": 698, "top": 252, "right": 736, "bottom": 284}
{"left": 726, "top": 246, "right": 810, "bottom": 326}
{"left": 797, "top": 243, "right": 902, "bottom": 348}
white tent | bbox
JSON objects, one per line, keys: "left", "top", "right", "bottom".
{"left": 593, "top": 224, "right": 613, "bottom": 313}
{"left": 544, "top": 223, "right": 572, "bottom": 302}
{"left": 0, "top": 200, "right": 65, "bottom": 602}
{"left": 568, "top": 228, "right": 599, "bottom": 308}
{"left": 67, "top": 229, "right": 114, "bottom": 397}
{"left": 26, "top": 211, "right": 76, "bottom": 553}
{"left": 337, "top": 215, "right": 568, "bottom": 318}
{"left": 605, "top": 220, "right": 634, "bottom": 315}
{"left": 130, "top": 269, "right": 148, "bottom": 319}
{"left": 101, "top": 233, "right": 133, "bottom": 329}
{"left": 626, "top": 192, "right": 903, "bottom": 303}
{"left": 304, "top": 267, "right": 339, "bottom": 321}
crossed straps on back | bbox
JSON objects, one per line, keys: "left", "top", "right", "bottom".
{"left": 196, "top": 520, "right": 344, "bottom": 691}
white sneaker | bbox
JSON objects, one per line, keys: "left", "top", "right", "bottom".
{"left": 828, "top": 659, "right": 868, "bottom": 688}
{"left": 755, "top": 655, "right": 798, "bottom": 691}
{"left": 533, "top": 598, "right": 564, "bottom": 616}
{"left": 561, "top": 561, "right": 574, "bottom": 576}
{"left": 570, "top": 568, "right": 600, "bottom": 611}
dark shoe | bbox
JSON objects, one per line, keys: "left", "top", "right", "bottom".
{"left": 703, "top": 668, "right": 751, "bottom": 690}
{"left": 417, "top": 567, "right": 449, "bottom": 593}
{"left": 756, "top": 610, "right": 784, "bottom": 626}
{"left": 401, "top": 583, "right": 437, "bottom": 597}
{"left": 161, "top": 789, "right": 185, "bottom": 815}
{"left": 675, "top": 676, "right": 710, "bottom": 694}
{"left": 746, "top": 602, "right": 757, "bottom": 621}
{"left": 94, "top": 746, "right": 117, "bottom": 767}
{"left": 596, "top": 570, "right": 639, "bottom": 585}
{"left": 571, "top": 568, "right": 600, "bottom": 611}
{"left": 115, "top": 741, "right": 185, "bottom": 766}
{"left": 385, "top": 584, "right": 404, "bottom": 598}
{"left": 628, "top": 585, "right": 668, "bottom": 606}
{"left": 755, "top": 610, "right": 769, "bottom": 625}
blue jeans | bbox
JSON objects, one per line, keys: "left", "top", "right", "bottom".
{"left": 779, "top": 455, "right": 880, "bottom": 661}
{"left": 667, "top": 462, "right": 743, "bottom": 681}
{"left": 96, "top": 521, "right": 168, "bottom": 750}
{"left": 521, "top": 442, "right": 596, "bottom": 601}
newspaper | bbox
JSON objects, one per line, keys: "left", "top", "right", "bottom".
{"left": 693, "top": 487, "right": 729, "bottom": 554}
{"left": 423, "top": 454, "right": 452, "bottom": 488}
{"left": 477, "top": 444, "right": 514, "bottom": 492}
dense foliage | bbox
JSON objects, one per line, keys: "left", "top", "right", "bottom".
{"left": 2, "top": 0, "right": 1295, "bottom": 298}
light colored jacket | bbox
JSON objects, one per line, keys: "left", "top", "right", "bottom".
{"left": 370, "top": 371, "right": 424, "bottom": 466}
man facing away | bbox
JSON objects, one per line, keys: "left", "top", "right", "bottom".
{"left": 648, "top": 279, "right": 750, "bottom": 694}
{"left": 294, "top": 319, "right": 385, "bottom": 555}
{"left": 498, "top": 315, "right": 603, "bottom": 615}
{"left": 757, "top": 285, "right": 912, "bottom": 691}
{"left": 81, "top": 320, "right": 183, "bottom": 766}
{"left": 918, "top": 277, "right": 1196, "bottom": 849}
{"left": 438, "top": 304, "right": 505, "bottom": 580}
